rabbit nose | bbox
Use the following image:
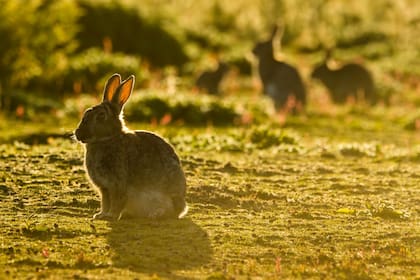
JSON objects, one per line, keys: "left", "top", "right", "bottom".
{"left": 74, "top": 128, "right": 85, "bottom": 141}
{"left": 74, "top": 129, "right": 81, "bottom": 139}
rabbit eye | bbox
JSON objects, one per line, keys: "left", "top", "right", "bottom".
{"left": 96, "top": 112, "right": 107, "bottom": 121}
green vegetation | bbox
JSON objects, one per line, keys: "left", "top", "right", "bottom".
{"left": 1, "top": 0, "right": 420, "bottom": 102}
{"left": 0, "top": 0, "right": 419, "bottom": 279}
{"left": 0, "top": 92, "right": 419, "bottom": 279}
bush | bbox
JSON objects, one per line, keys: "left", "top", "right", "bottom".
{"left": 76, "top": 0, "right": 188, "bottom": 68}
{"left": 0, "top": 0, "right": 80, "bottom": 90}
{"left": 403, "top": 112, "right": 420, "bottom": 131}
{"left": 63, "top": 48, "right": 143, "bottom": 93}
{"left": 125, "top": 91, "right": 239, "bottom": 126}
{"left": 249, "top": 126, "right": 297, "bottom": 148}
{"left": 0, "top": 90, "right": 62, "bottom": 119}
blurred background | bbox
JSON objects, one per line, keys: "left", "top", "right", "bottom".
{"left": 0, "top": 0, "right": 419, "bottom": 126}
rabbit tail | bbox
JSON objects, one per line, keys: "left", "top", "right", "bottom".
{"left": 123, "top": 189, "right": 188, "bottom": 219}
{"left": 173, "top": 196, "right": 189, "bottom": 218}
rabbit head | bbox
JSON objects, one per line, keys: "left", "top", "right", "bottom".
{"left": 311, "top": 62, "right": 329, "bottom": 81}
{"left": 75, "top": 74, "right": 135, "bottom": 143}
{"left": 252, "top": 25, "right": 282, "bottom": 59}
{"left": 311, "top": 49, "right": 333, "bottom": 81}
{"left": 218, "top": 61, "right": 229, "bottom": 73}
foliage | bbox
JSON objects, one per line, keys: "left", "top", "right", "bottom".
{"left": 0, "top": 107, "right": 419, "bottom": 279}
{"left": 76, "top": 0, "right": 189, "bottom": 67}
{"left": 0, "top": 0, "right": 80, "bottom": 89}
{"left": 63, "top": 48, "right": 142, "bottom": 93}
{"left": 403, "top": 110, "right": 420, "bottom": 131}
{"left": 0, "top": 0, "right": 419, "bottom": 113}
{"left": 124, "top": 90, "right": 270, "bottom": 126}
{"left": 0, "top": 90, "right": 61, "bottom": 120}
{"left": 249, "top": 126, "right": 297, "bottom": 148}
{"left": 338, "top": 143, "right": 379, "bottom": 157}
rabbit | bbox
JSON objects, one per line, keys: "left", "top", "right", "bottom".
{"left": 195, "top": 61, "right": 229, "bottom": 95}
{"left": 252, "top": 25, "right": 306, "bottom": 112}
{"left": 311, "top": 49, "right": 377, "bottom": 105}
{"left": 74, "top": 73, "right": 188, "bottom": 220}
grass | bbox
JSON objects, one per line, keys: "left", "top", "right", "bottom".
{"left": 0, "top": 97, "right": 419, "bottom": 279}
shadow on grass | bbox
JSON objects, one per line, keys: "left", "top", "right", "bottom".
{"left": 107, "top": 218, "right": 212, "bottom": 277}
{"left": 3, "top": 132, "right": 73, "bottom": 145}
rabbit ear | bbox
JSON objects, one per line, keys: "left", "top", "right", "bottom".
{"left": 270, "top": 23, "right": 284, "bottom": 40}
{"left": 325, "top": 47, "right": 334, "bottom": 61}
{"left": 111, "top": 75, "right": 135, "bottom": 111}
{"left": 270, "top": 25, "right": 279, "bottom": 40}
{"left": 271, "top": 23, "right": 284, "bottom": 53}
{"left": 103, "top": 73, "right": 122, "bottom": 102}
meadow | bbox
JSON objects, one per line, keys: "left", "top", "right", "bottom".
{"left": 0, "top": 91, "right": 419, "bottom": 279}
{"left": 0, "top": 0, "right": 420, "bottom": 279}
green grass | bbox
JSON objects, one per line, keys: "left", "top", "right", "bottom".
{"left": 0, "top": 103, "right": 419, "bottom": 279}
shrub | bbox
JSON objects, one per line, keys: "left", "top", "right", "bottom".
{"left": 0, "top": 0, "right": 80, "bottom": 90}
{"left": 338, "top": 143, "right": 378, "bottom": 157}
{"left": 63, "top": 48, "right": 143, "bottom": 93}
{"left": 403, "top": 111, "right": 420, "bottom": 131}
{"left": 248, "top": 126, "right": 297, "bottom": 148}
{"left": 125, "top": 91, "right": 239, "bottom": 126}
{"left": 0, "top": 90, "right": 62, "bottom": 119}
{"left": 76, "top": 0, "right": 188, "bottom": 68}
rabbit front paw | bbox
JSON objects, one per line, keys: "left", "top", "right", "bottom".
{"left": 93, "top": 212, "right": 113, "bottom": 220}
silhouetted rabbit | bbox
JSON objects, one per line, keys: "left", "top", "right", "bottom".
{"left": 195, "top": 62, "right": 229, "bottom": 94}
{"left": 75, "top": 74, "right": 188, "bottom": 220}
{"left": 252, "top": 25, "right": 306, "bottom": 112}
{"left": 311, "top": 50, "right": 376, "bottom": 104}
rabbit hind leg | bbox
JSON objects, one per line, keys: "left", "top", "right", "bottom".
{"left": 93, "top": 188, "right": 112, "bottom": 220}
{"left": 123, "top": 189, "right": 175, "bottom": 219}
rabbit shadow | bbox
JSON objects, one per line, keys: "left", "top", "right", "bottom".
{"left": 106, "top": 217, "right": 212, "bottom": 277}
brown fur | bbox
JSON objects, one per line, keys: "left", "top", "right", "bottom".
{"left": 75, "top": 74, "right": 188, "bottom": 220}
{"left": 311, "top": 50, "right": 377, "bottom": 105}
{"left": 252, "top": 25, "right": 306, "bottom": 112}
